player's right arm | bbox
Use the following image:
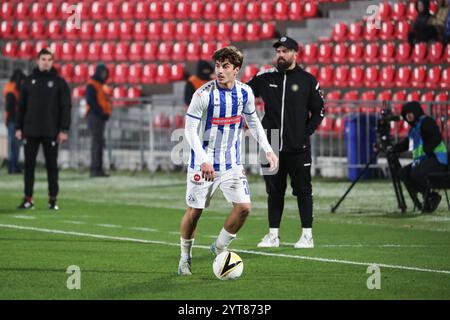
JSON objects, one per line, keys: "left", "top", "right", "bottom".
{"left": 185, "top": 90, "right": 215, "bottom": 181}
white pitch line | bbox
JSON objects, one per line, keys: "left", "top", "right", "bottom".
{"left": 13, "top": 215, "right": 36, "bottom": 220}
{"left": 129, "top": 227, "right": 158, "bottom": 232}
{"left": 62, "top": 220, "right": 86, "bottom": 225}
{"left": 96, "top": 224, "right": 122, "bottom": 228}
{"left": 0, "top": 224, "right": 449, "bottom": 275}
{"left": 281, "top": 242, "right": 428, "bottom": 248}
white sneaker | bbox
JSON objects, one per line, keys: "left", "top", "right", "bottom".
{"left": 294, "top": 235, "right": 314, "bottom": 248}
{"left": 257, "top": 233, "right": 280, "bottom": 248}
{"left": 178, "top": 257, "right": 192, "bottom": 275}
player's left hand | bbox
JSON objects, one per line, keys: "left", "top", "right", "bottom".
{"left": 57, "top": 132, "right": 68, "bottom": 144}
{"left": 265, "top": 152, "right": 278, "bottom": 172}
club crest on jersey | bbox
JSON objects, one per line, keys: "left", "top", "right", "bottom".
{"left": 194, "top": 174, "right": 201, "bottom": 182}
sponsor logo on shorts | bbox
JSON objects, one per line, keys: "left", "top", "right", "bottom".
{"left": 194, "top": 174, "right": 201, "bottom": 182}
{"left": 187, "top": 194, "right": 196, "bottom": 203}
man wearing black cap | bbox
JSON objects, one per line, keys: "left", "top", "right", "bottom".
{"left": 393, "top": 101, "right": 448, "bottom": 213}
{"left": 247, "top": 36, "right": 324, "bottom": 248}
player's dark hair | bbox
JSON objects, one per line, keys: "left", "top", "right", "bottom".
{"left": 212, "top": 46, "right": 243, "bottom": 69}
{"left": 37, "top": 48, "right": 53, "bottom": 59}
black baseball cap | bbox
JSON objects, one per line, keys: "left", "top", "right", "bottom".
{"left": 273, "top": 36, "right": 299, "bottom": 52}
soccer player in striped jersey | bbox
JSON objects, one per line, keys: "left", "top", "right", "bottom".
{"left": 178, "top": 46, "right": 278, "bottom": 275}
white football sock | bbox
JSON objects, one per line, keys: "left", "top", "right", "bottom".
{"left": 302, "top": 228, "right": 312, "bottom": 238}
{"left": 269, "top": 228, "right": 279, "bottom": 238}
{"left": 216, "top": 227, "right": 236, "bottom": 250}
{"left": 180, "top": 237, "right": 194, "bottom": 260}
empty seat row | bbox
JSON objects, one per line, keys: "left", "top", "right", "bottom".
{"left": 0, "top": 20, "right": 276, "bottom": 42}
{"left": 57, "top": 63, "right": 185, "bottom": 84}
{"left": 331, "top": 20, "right": 412, "bottom": 42}
{"left": 2, "top": 40, "right": 231, "bottom": 63}
{"left": 299, "top": 41, "right": 450, "bottom": 64}
{"left": 0, "top": 1, "right": 318, "bottom": 22}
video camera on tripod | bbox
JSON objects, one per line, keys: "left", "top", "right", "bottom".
{"left": 375, "top": 103, "right": 401, "bottom": 153}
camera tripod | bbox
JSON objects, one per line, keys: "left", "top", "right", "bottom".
{"left": 331, "top": 149, "right": 422, "bottom": 213}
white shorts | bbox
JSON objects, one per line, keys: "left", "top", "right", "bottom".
{"left": 185, "top": 165, "right": 251, "bottom": 209}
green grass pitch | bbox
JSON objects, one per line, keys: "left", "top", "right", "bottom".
{"left": 0, "top": 169, "right": 449, "bottom": 300}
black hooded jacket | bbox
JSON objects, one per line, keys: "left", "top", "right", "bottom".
{"left": 184, "top": 60, "right": 214, "bottom": 105}
{"left": 85, "top": 64, "right": 110, "bottom": 120}
{"left": 247, "top": 65, "right": 324, "bottom": 152}
{"left": 393, "top": 101, "right": 443, "bottom": 157}
{"left": 5, "top": 69, "right": 25, "bottom": 123}
{"left": 16, "top": 67, "right": 71, "bottom": 138}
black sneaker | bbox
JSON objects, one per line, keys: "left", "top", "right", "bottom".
{"left": 423, "top": 192, "right": 442, "bottom": 213}
{"left": 48, "top": 199, "right": 59, "bottom": 211}
{"left": 17, "top": 198, "right": 34, "bottom": 210}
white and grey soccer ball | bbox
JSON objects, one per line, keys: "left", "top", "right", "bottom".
{"left": 213, "top": 251, "right": 244, "bottom": 280}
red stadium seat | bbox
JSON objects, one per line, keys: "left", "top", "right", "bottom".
{"left": 380, "top": 65, "right": 396, "bottom": 87}
{"left": 128, "top": 63, "right": 143, "bottom": 84}
{"left": 334, "top": 117, "right": 346, "bottom": 136}
{"left": 318, "top": 65, "right": 334, "bottom": 87}
{"left": 142, "top": 64, "right": 157, "bottom": 84}
{"left": 318, "top": 43, "right": 333, "bottom": 63}
{"left": 60, "top": 64, "right": 74, "bottom": 83}
{"left": 305, "top": 65, "right": 319, "bottom": 79}
{"left": 18, "top": 41, "right": 33, "bottom": 59}
{"left": 395, "top": 21, "right": 411, "bottom": 40}
{"left": 246, "top": 23, "right": 261, "bottom": 41}
{"left": 332, "top": 43, "right": 348, "bottom": 63}
{"left": 218, "top": 3, "right": 231, "bottom": 20}
{"left": 79, "top": 21, "right": 93, "bottom": 41}
{"left": 204, "top": 2, "right": 218, "bottom": 20}
{"left": 241, "top": 64, "right": 259, "bottom": 83}
{"left": 348, "top": 66, "right": 364, "bottom": 87}
{"left": 392, "top": 90, "right": 407, "bottom": 113}
{"left": 348, "top": 22, "right": 364, "bottom": 41}
{"left": 186, "top": 42, "right": 201, "bottom": 61}
{"left": 200, "top": 42, "right": 216, "bottom": 60}
{"left": 325, "top": 90, "right": 341, "bottom": 113}
{"left": 260, "top": 1, "right": 274, "bottom": 21}
{"left": 391, "top": 2, "right": 406, "bottom": 20}
{"left": 34, "top": 41, "right": 49, "bottom": 56}
{"left": 171, "top": 64, "right": 185, "bottom": 81}
{"left": 364, "top": 66, "right": 379, "bottom": 88}
{"left": 231, "top": 22, "right": 246, "bottom": 42}
{"left": 30, "top": 21, "right": 45, "bottom": 40}
{"left": 61, "top": 42, "right": 75, "bottom": 61}
{"left": 231, "top": 2, "right": 245, "bottom": 20}
{"left": 115, "top": 42, "right": 129, "bottom": 61}
{"left": 426, "top": 66, "right": 442, "bottom": 88}
{"left": 444, "top": 44, "right": 450, "bottom": 63}
{"left": 395, "top": 66, "right": 412, "bottom": 87}
{"left": 380, "top": 42, "right": 396, "bottom": 63}
{"left": 348, "top": 42, "right": 364, "bottom": 63}
{"left": 406, "top": 90, "right": 421, "bottom": 103}
{"left": 302, "top": 43, "right": 318, "bottom": 64}
{"left": 90, "top": 1, "right": 105, "bottom": 20}
{"left": 15, "top": 21, "right": 29, "bottom": 40}
{"left": 364, "top": 43, "right": 380, "bottom": 63}
{"left": 161, "top": 22, "right": 176, "bottom": 41}
{"left": 112, "top": 87, "right": 127, "bottom": 106}
{"left": 411, "top": 66, "right": 427, "bottom": 88}
{"left": 333, "top": 65, "right": 349, "bottom": 86}
{"left": 396, "top": 42, "right": 411, "bottom": 63}
{"left": 411, "top": 43, "right": 428, "bottom": 63}
{"left": 246, "top": 2, "right": 260, "bottom": 21}
{"left": 172, "top": 42, "right": 187, "bottom": 61}
{"left": 175, "top": 2, "right": 190, "bottom": 20}
{"left": 148, "top": 22, "right": 162, "bottom": 41}
{"left": 303, "top": 1, "right": 318, "bottom": 17}
{"left": 135, "top": 2, "right": 148, "bottom": 20}
{"left": 377, "top": 90, "right": 392, "bottom": 102}
{"left": 157, "top": 42, "right": 173, "bottom": 61}
{"left": 16, "top": 2, "right": 29, "bottom": 19}
{"left": 149, "top": 1, "right": 162, "bottom": 19}
{"left": 274, "top": 1, "right": 288, "bottom": 20}
{"left": 114, "top": 64, "right": 129, "bottom": 83}
{"left": 441, "top": 68, "right": 450, "bottom": 89}
{"left": 101, "top": 42, "right": 115, "bottom": 62}
{"left": 156, "top": 64, "right": 171, "bottom": 84}
{"left": 105, "top": 21, "right": 120, "bottom": 41}
{"left": 189, "top": 22, "right": 204, "bottom": 41}
{"left": 129, "top": 42, "right": 144, "bottom": 61}
{"left": 363, "top": 23, "right": 379, "bottom": 41}
{"left": 45, "top": 2, "right": 59, "bottom": 20}
{"left": 1, "top": 21, "right": 14, "bottom": 40}
{"left": 332, "top": 22, "right": 348, "bottom": 42}
{"left": 289, "top": 1, "right": 304, "bottom": 20}
{"left": 260, "top": 22, "right": 276, "bottom": 40}
{"left": 162, "top": 1, "right": 175, "bottom": 20}
{"left": 317, "top": 117, "right": 334, "bottom": 135}
{"left": 428, "top": 42, "right": 444, "bottom": 63}
{"left": 143, "top": 42, "right": 158, "bottom": 61}
{"left": 1, "top": 2, "right": 14, "bottom": 20}
{"left": 46, "top": 21, "right": 62, "bottom": 40}
{"left": 421, "top": 92, "right": 435, "bottom": 113}
{"left": 127, "top": 86, "right": 142, "bottom": 101}
{"left": 378, "top": 2, "right": 391, "bottom": 20}
{"left": 360, "top": 90, "right": 377, "bottom": 113}
{"left": 120, "top": 2, "right": 134, "bottom": 20}
{"left": 217, "top": 22, "right": 231, "bottom": 41}
{"left": 406, "top": 1, "right": 418, "bottom": 20}
{"left": 72, "top": 86, "right": 85, "bottom": 99}
{"left": 30, "top": 2, "right": 45, "bottom": 20}
{"left": 120, "top": 21, "right": 134, "bottom": 41}
{"left": 342, "top": 90, "right": 359, "bottom": 114}
{"left": 74, "top": 42, "right": 88, "bottom": 61}
{"left": 93, "top": 22, "right": 108, "bottom": 41}
{"left": 133, "top": 22, "right": 147, "bottom": 41}
{"left": 190, "top": 1, "right": 204, "bottom": 20}
{"left": 380, "top": 21, "right": 395, "bottom": 40}
{"left": 105, "top": 2, "right": 119, "bottom": 19}
{"left": 73, "top": 63, "right": 88, "bottom": 83}
{"left": 203, "top": 22, "right": 217, "bottom": 41}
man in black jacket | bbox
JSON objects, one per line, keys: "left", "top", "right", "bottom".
{"left": 393, "top": 101, "right": 448, "bottom": 213}
{"left": 248, "top": 36, "right": 324, "bottom": 248}
{"left": 15, "top": 48, "right": 71, "bottom": 210}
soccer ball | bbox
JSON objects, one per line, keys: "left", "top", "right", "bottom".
{"left": 213, "top": 251, "right": 244, "bottom": 280}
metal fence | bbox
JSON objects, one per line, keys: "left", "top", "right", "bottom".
{"left": 1, "top": 96, "right": 449, "bottom": 177}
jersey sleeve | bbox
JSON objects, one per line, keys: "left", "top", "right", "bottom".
{"left": 242, "top": 89, "right": 257, "bottom": 115}
{"left": 186, "top": 90, "right": 207, "bottom": 120}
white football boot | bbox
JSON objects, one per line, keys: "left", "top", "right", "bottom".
{"left": 257, "top": 233, "right": 280, "bottom": 248}
{"left": 294, "top": 235, "right": 314, "bottom": 249}
{"left": 177, "top": 257, "right": 192, "bottom": 275}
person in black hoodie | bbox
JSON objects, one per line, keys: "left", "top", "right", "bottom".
{"left": 408, "top": 0, "right": 438, "bottom": 44}
{"left": 15, "top": 48, "right": 71, "bottom": 210}
{"left": 393, "top": 101, "right": 448, "bottom": 213}
{"left": 85, "top": 64, "right": 111, "bottom": 177}
{"left": 247, "top": 36, "right": 324, "bottom": 249}
{"left": 3, "top": 69, "right": 25, "bottom": 174}
{"left": 184, "top": 60, "right": 214, "bottom": 106}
